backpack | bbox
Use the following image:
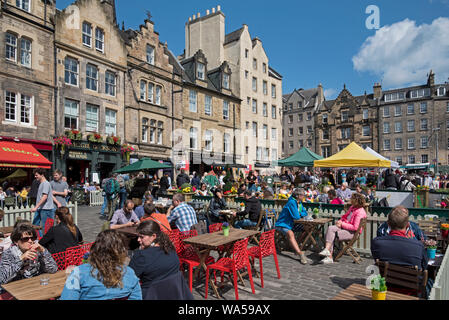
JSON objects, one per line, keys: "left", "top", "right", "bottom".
{"left": 117, "top": 175, "right": 125, "bottom": 188}
{"left": 104, "top": 178, "right": 118, "bottom": 198}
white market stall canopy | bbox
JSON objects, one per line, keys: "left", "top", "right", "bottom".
{"left": 364, "top": 147, "right": 399, "bottom": 169}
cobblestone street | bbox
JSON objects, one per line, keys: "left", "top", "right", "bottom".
{"left": 77, "top": 205, "right": 374, "bottom": 301}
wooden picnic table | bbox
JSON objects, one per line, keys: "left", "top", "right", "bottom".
{"left": 294, "top": 218, "right": 333, "bottom": 251}
{"left": 1, "top": 270, "right": 68, "bottom": 300}
{"left": 332, "top": 283, "right": 421, "bottom": 300}
{"left": 219, "top": 210, "right": 237, "bottom": 226}
{"left": 183, "top": 228, "right": 260, "bottom": 299}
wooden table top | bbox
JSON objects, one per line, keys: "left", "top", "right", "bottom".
{"left": 332, "top": 284, "right": 420, "bottom": 301}
{"left": 183, "top": 229, "right": 260, "bottom": 250}
{"left": 294, "top": 218, "right": 333, "bottom": 225}
{"left": 116, "top": 226, "right": 138, "bottom": 237}
{"left": 0, "top": 225, "right": 42, "bottom": 235}
{"left": 1, "top": 270, "right": 68, "bottom": 300}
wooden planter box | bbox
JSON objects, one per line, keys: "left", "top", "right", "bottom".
{"left": 182, "top": 193, "right": 195, "bottom": 202}
{"left": 224, "top": 195, "right": 237, "bottom": 205}
{"left": 414, "top": 190, "right": 429, "bottom": 208}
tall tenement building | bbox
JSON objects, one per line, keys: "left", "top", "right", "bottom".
{"left": 183, "top": 6, "right": 283, "bottom": 170}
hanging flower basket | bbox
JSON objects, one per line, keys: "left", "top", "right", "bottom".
{"left": 53, "top": 136, "right": 72, "bottom": 158}
{"left": 107, "top": 135, "right": 121, "bottom": 146}
{"left": 121, "top": 144, "right": 135, "bottom": 163}
{"left": 87, "top": 133, "right": 103, "bottom": 143}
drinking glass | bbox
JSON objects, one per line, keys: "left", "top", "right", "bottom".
{"left": 40, "top": 275, "right": 50, "bottom": 286}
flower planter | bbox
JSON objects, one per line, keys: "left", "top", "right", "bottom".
{"left": 223, "top": 227, "right": 230, "bottom": 237}
{"left": 182, "top": 193, "right": 195, "bottom": 202}
{"left": 224, "top": 194, "right": 237, "bottom": 205}
{"left": 427, "top": 248, "right": 437, "bottom": 260}
{"left": 371, "top": 290, "right": 387, "bottom": 301}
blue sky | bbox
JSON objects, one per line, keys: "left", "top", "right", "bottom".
{"left": 56, "top": 0, "right": 449, "bottom": 99}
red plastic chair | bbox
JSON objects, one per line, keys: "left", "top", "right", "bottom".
{"left": 205, "top": 238, "right": 255, "bottom": 300}
{"left": 51, "top": 251, "right": 68, "bottom": 271}
{"left": 66, "top": 242, "right": 94, "bottom": 266}
{"left": 44, "top": 218, "right": 54, "bottom": 235}
{"left": 178, "top": 230, "right": 215, "bottom": 292}
{"left": 247, "top": 229, "right": 281, "bottom": 288}
{"left": 209, "top": 223, "right": 223, "bottom": 233}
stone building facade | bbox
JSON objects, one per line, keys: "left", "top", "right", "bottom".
{"left": 315, "top": 86, "right": 378, "bottom": 158}
{"left": 0, "top": 0, "right": 56, "bottom": 162}
{"left": 53, "top": 0, "right": 127, "bottom": 183}
{"left": 376, "top": 71, "right": 449, "bottom": 167}
{"left": 177, "top": 49, "right": 242, "bottom": 175}
{"left": 183, "top": 6, "right": 282, "bottom": 170}
{"left": 120, "top": 18, "right": 183, "bottom": 168}
{"left": 282, "top": 86, "right": 324, "bottom": 157}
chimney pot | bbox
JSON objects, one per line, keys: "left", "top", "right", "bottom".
{"left": 192, "top": 15, "right": 196, "bottom": 20}
{"left": 197, "top": 13, "right": 200, "bottom": 18}
{"left": 217, "top": 5, "right": 221, "bottom": 11}
{"left": 206, "top": 9, "right": 210, "bottom": 15}
{"left": 188, "top": 17, "right": 191, "bottom": 22}
{"left": 212, "top": 7, "right": 216, "bottom": 13}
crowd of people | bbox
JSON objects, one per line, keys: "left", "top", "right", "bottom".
{"left": 0, "top": 165, "right": 443, "bottom": 300}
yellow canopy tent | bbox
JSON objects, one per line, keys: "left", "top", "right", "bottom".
{"left": 314, "top": 142, "right": 391, "bottom": 168}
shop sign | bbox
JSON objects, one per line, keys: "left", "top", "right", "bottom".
{"left": 68, "top": 151, "right": 89, "bottom": 160}
{"left": 70, "top": 141, "right": 119, "bottom": 153}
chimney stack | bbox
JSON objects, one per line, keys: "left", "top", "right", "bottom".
{"left": 373, "top": 82, "right": 382, "bottom": 100}
{"left": 217, "top": 5, "right": 221, "bottom": 11}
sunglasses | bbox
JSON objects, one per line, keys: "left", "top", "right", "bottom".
{"left": 20, "top": 236, "right": 35, "bottom": 242}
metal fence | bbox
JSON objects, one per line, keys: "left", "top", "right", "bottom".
{"left": 0, "top": 201, "right": 79, "bottom": 226}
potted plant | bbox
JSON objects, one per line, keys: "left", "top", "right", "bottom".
{"left": 222, "top": 222, "right": 230, "bottom": 237}
{"left": 177, "top": 183, "right": 196, "bottom": 202}
{"left": 441, "top": 224, "right": 449, "bottom": 239}
{"left": 370, "top": 274, "right": 387, "bottom": 300}
{"left": 87, "top": 132, "right": 103, "bottom": 143}
{"left": 425, "top": 239, "right": 438, "bottom": 259}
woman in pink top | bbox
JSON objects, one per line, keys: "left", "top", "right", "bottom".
{"left": 319, "top": 193, "right": 367, "bottom": 264}
{"left": 328, "top": 189, "right": 344, "bottom": 205}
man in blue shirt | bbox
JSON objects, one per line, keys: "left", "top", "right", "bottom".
{"left": 275, "top": 189, "right": 310, "bottom": 264}
{"left": 167, "top": 194, "right": 197, "bottom": 232}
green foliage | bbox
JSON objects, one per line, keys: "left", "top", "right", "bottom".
{"left": 370, "top": 275, "right": 387, "bottom": 292}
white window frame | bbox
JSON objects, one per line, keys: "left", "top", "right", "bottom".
{"left": 395, "top": 138, "right": 402, "bottom": 150}
{"left": 5, "top": 91, "right": 17, "bottom": 122}
{"left": 95, "top": 27, "right": 104, "bottom": 53}
{"left": 383, "top": 139, "right": 391, "bottom": 151}
{"left": 271, "top": 128, "right": 277, "bottom": 141}
{"left": 105, "top": 108, "right": 117, "bottom": 136}
{"left": 407, "top": 120, "right": 415, "bottom": 132}
{"left": 223, "top": 101, "right": 229, "bottom": 120}
{"left": 86, "top": 64, "right": 98, "bottom": 91}
{"left": 263, "top": 103, "right": 268, "bottom": 117}
{"left": 409, "top": 155, "right": 416, "bottom": 164}
{"left": 263, "top": 124, "right": 268, "bottom": 140}
{"left": 64, "top": 57, "right": 79, "bottom": 86}
{"left": 19, "top": 94, "right": 32, "bottom": 125}
{"left": 150, "top": 120, "right": 156, "bottom": 144}
{"left": 272, "top": 105, "right": 277, "bottom": 119}
{"left": 384, "top": 92, "right": 405, "bottom": 102}
{"left": 223, "top": 73, "right": 230, "bottom": 89}
{"left": 155, "top": 85, "right": 161, "bottom": 105}
{"left": 263, "top": 81, "right": 268, "bottom": 95}
{"left": 383, "top": 122, "right": 390, "bottom": 134}
{"left": 363, "top": 125, "right": 370, "bottom": 137}
{"left": 140, "top": 80, "right": 146, "bottom": 101}
{"left": 146, "top": 45, "right": 155, "bottom": 65}
{"left": 105, "top": 71, "right": 116, "bottom": 96}
{"left": 147, "top": 82, "right": 154, "bottom": 103}
{"left": 420, "top": 102, "right": 428, "bottom": 114}
{"left": 16, "top": 0, "right": 30, "bottom": 12}
{"left": 394, "top": 122, "right": 402, "bottom": 133}
{"left": 252, "top": 77, "right": 257, "bottom": 92}
{"left": 438, "top": 87, "right": 446, "bottom": 97}
{"left": 421, "top": 119, "right": 428, "bottom": 131}
{"left": 190, "top": 127, "right": 198, "bottom": 149}
{"left": 205, "top": 95, "right": 212, "bottom": 116}
{"left": 383, "top": 106, "right": 390, "bottom": 118}
{"left": 411, "top": 88, "right": 430, "bottom": 99}
{"left": 64, "top": 98, "right": 79, "bottom": 130}
{"left": 205, "top": 130, "right": 213, "bottom": 151}
{"left": 5, "top": 33, "right": 17, "bottom": 62}
{"left": 408, "top": 138, "right": 415, "bottom": 150}
{"left": 197, "top": 63, "right": 205, "bottom": 80}
{"left": 422, "top": 154, "right": 429, "bottom": 164}
{"left": 271, "top": 84, "right": 276, "bottom": 98}
{"left": 142, "top": 118, "right": 149, "bottom": 143}
{"left": 223, "top": 133, "right": 230, "bottom": 154}
{"left": 20, "top": 38, "right": 31, "bottom": 68}
{"left": 421, "top": 136, "right": 428, "bottom": 149}
{"left": 341, "top": 111, "right": 349, "bottom": 122}
{"left": 157, "top": 121, "right": 163, "bottom": 145}
{"left": 394, "top": 105, "right": 402, "bottom": 117}
{"left": 82, "top": 22, "right": 92, "bottom": 48}
{"left": 252, "top": 99, "right": 257, "bottom": 114}
{"left": 189, "top": 90, "right": 197, "bottom": 112}
{"left": 407, "top": 104, "right": 415, "bottom": 115}
{"left": 253, "top": 122, "right": 258, "bottom": 137}
{"left": 85, "top": 104, "right": 99, "bottom": 132}
{"left": 362, "top": 109, "right": 369, "bottom": 120}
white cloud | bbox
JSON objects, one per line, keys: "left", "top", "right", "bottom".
{"left": 324, "top": 88, "right": 337, "bottom": 99}
{"left": 353, "top": 18, "right": 449, "bottom": 88}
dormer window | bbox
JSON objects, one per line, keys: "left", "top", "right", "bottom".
{"left": 223, "top": 73, "right": 230, "bottom": 89}
{"left": 197, "top": 63, "right": 205, "bottom": 80}
{"left": 384, "top": 92, "right": 405, "bottom": 102}
{"left": 322, "top": 113, "right": 328, "bottom": 124}
{"left": 410, "top": 88, "right": 430, "bottom": 99}
{"left": 438, "top": 87, "right": 446, "bottom": 97}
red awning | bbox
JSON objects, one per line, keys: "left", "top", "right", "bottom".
{"left": 0, "top": 141, "right": 52, "bottom": 169}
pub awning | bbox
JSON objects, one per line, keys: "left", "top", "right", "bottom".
{"left": 0, "top": 141, "right": 52, "bottom": 169}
